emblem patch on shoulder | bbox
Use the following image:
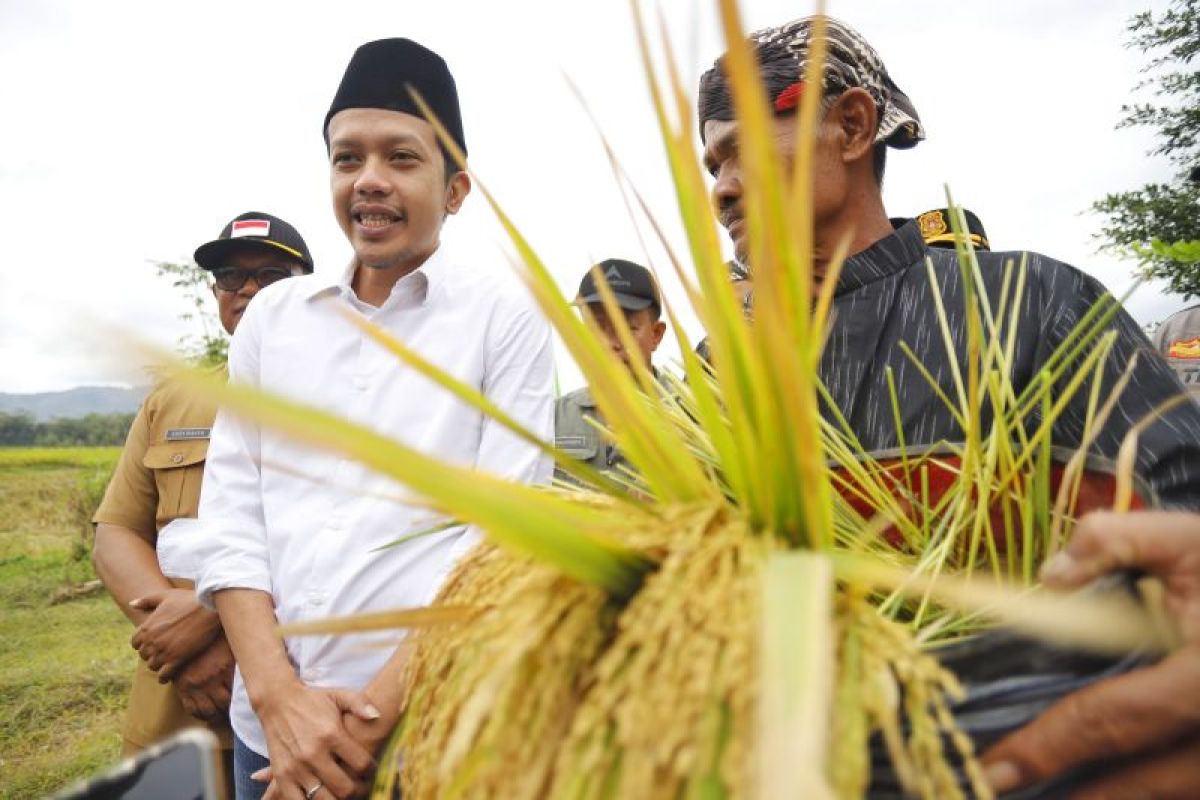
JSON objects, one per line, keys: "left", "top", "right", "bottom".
{"left": 165, "top": 427, "right": 212, "bottom": 441}
{"left": 917, "top": 210, "right": 947, "bottom": 239}
{"left": 1168, "top": 337, "right": 1200, "bottom": 359}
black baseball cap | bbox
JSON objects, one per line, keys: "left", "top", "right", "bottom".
{"left": 193, "top": 211, "right": 314, "bottom": 272}
{"left": 577, "top": 259, "right": 661, "bottom": 313}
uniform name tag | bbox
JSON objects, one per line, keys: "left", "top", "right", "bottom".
{"left": 165, "top": 428, "right": 211, "bottom": 441}
{"left": 555, "top": 435, "right": 588, "bottom": 448}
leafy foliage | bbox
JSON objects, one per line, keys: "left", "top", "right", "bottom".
{"left": 0, "top": 411, "right": 134, "bottom": 447}
{"left": 1134, "top": 236, "right": 1200, "bottom": 266}
{"left": 1091, "top": 0, "right": 1200, "bottom": 296}
{"left": 154, "top": 260, "right": 228, "bottom": 365}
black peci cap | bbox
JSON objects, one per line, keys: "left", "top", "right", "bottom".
{"left": 577, "top": 259, "right": 661, "bottom": 313}
{"left": 917, "top": 207, "right": 990, "bottom": 252}
{"left": 324, "top": 38, "right": 467, "bottom": 157}
{"left": 193, "top": 211, "right": 314, "bottom": 272}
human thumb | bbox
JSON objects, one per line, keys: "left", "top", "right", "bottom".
{"left": 130, "top": 590, "right": 164, "bottom": 610}
{"left": 332, "top": 689, "right": 381, "bottom": 721}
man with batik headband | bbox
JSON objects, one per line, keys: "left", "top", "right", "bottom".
{"left": 195, "top": 39, "right": 553, "bottom": 799}
{"left": 699, "top": 15, "right": 1200, "bottom": 797}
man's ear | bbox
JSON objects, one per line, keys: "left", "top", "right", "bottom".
{"left": 830, "top": 87, "right": 878, "bottom": 165}
{"left": 444, "top": 171, "right": 472, "bottom": 216}
{"left": 651, "top": 319, "right": 667, "bottom": 348}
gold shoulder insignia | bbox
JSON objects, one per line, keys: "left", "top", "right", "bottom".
{"left": 918, "top": 210, "right": 947, "bottom": 240}
{"left": 1168, "top": 336, "right": 1200, "bottom": 359}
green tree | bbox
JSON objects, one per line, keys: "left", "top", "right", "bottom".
{"left": 0, "top": 411, "right": 37, "bottom": 446}
{"left": 1092, "top": 0, "right": 1200, "bottom": 297}
{"left": 0, "top": 411, "right": 135, "bottom": 446}
{"left": 155, "top": 259, "right": 228, "bottom": 366}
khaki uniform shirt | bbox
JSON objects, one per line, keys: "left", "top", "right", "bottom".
{"left": 93, "top": 368, "right": 232, "bottom": 754}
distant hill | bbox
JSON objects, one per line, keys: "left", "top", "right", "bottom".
{"left": 0, "top": 386, "right": 147, "bottom": 421}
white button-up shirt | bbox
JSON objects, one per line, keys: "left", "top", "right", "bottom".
{"left": 194, "top": 247, "right": 554, "bottom": 756}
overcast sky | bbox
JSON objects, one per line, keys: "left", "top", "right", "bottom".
{"left": 0, "top": 0, "right": 1183, "bottom": 393}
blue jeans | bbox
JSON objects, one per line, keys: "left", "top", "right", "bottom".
{"left": 233, "top": 734, "right": 270, "bottom": 800}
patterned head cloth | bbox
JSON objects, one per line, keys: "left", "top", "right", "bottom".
{"left": 698, "top": 16, "right": 925, "bottom": 149}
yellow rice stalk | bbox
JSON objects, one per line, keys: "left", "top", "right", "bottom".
{"left": 395, "top": 543, "right": 614, "bottom": 799}
{"left": 548, "top": 504, "right": 762, "bottom": 799}
{"left": 760, "top": 553, "right": 835, "bottom": 800}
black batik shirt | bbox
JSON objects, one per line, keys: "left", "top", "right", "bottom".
{"left": 819, "top": 220, "right": 1200, "bottom": 509}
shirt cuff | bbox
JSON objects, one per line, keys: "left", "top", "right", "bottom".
{"left": 195, "top": 570, "right": 273, "bottom": 610}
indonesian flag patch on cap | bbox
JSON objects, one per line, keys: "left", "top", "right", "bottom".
{"left": 230, "top": 219, "right": 270, "bottom": 238}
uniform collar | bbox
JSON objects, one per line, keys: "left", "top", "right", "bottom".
{"left": 303, "top": 245, "right": 448, "bottom": 305}
{"left": 576, "top": 366, "right": 663, "bottom": 409}
{"left": 834, "top": 219, "right": 928, "bottom": 296}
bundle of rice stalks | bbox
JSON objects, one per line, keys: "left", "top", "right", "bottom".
{"left": 170, "top": 2, "right": 1177, "bottom": 798}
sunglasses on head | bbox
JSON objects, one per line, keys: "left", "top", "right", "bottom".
{"left": 211, "top": 266, "right": 297, "bottom": 292}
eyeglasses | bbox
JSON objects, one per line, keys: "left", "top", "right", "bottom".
{"left": 211, "top": 266, "right": 296, "bottom": 292}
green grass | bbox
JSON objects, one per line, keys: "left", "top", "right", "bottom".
{"left": 0, "top": 446, "right": 122, "bottom": 469}
{"left": 0, "top": 447, "right": 135, "bottom": 799}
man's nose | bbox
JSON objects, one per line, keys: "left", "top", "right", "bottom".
{"left": 712, "top": 163, "right": 742, "bottom": 216}
{"left": 355, "top": 155, "right": 390, "bottom": 195}
{"left": 237, "top": 274, "right": 265, "bottom": 297}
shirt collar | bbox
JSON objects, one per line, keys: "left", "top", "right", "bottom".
{"left": 834, "top": 219, "right": 927, "bottom": 296}
{"left": 303, "top": 245, "right": 448, "bottom": 305}
{"left": 576, "top": 366, "right": 663, "bottom": 409}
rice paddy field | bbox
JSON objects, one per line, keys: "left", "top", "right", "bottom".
{"left": 0, "top": 446, "right": 135, "bottom": 799}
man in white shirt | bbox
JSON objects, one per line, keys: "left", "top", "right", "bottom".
{"left": 195, "top": 38, "right": 554, "bottom": 800}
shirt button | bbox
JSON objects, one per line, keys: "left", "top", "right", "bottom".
{"left": 307, "top": 590, "right": 328, "bottom": 607}
{"left": 353, "top": 375, "right": 368, "bottom": 390}
{"left": 171, "top": 453, "right": 184, "bottom": 464}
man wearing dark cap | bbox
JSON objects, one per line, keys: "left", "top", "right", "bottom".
{"left": 555, "top": 259, "right": 666, "bottom": 480}
{"left": 699, "top": 15, "right": 1200, "bottom": 797}
{"left": 194, "top": 39, "right": 553, "bottom": 799}
{"left": 92, "top": 211, "right": 311, "bottom": 791}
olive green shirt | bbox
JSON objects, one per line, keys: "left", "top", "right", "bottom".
{"left": 553, "top": 386, "right": 626, "bottom": 484}
{"left": 554, "top": 369, "right": 673, "bottom": 483}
